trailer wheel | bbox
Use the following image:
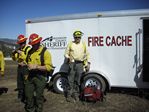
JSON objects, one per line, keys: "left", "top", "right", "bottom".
{"left": 81, "top": 73, "right": 106, "bottom": 92}
{"left": 53, "top": 74, "right": 68, "bottom": 94}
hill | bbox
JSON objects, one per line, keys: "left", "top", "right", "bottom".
{"left": 0, "top": 38, "right": 17, "bottom": 57}
{"left": 0, "top": 38, "right": 16, "bottom": 44}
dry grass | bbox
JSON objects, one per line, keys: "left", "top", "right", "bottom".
{"left": 0, "top": 60, "right": 149, "bottom": 112}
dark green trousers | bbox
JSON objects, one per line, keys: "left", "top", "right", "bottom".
{"left": 17, "top": 65, "right": 28, "bottom": 99}
{"left": 67, "top": 62, "right": 84, "bottom": 97}
{"left": 24, "top": 75, "right": 46, "bottom": 112}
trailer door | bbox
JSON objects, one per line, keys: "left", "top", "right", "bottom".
{"left": 143, "top": 19, "right": 149, "bottom": 82}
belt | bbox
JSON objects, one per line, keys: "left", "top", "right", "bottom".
{"left": 74, "top": 60, "right": 83, "bottom": 64}
{"left": 29, "top": 70, "right": 47, "bottom": 76}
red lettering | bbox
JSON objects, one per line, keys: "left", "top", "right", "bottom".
{"left": 106, "top": 36, "right": 111, "bottom": 46}
{"left": 121, "top": 36, "right": 127, "bottom": 46}
{"left": 99, "top": 36, "right": 104, "bottom": 46}
{"left": 88, "top": 37, "right": 92, "bottom": 47}
{"left": 88, "top": 35, "right": 132, "bottom": 47}
{"left": 111, "top": 36, "right": 116, "bottom": 46}
{"left": 127, "top": 36, "right": 132, "bottom": 46}
{"left": 116, "top": 36, "right": 121, "bottom": 46}
{"left": 94, "top": 36, "right": 99, "bottom": 46}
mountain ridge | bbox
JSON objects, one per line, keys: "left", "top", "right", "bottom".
{"left": 0, "top": 38, "right": 17, "bottom": 57}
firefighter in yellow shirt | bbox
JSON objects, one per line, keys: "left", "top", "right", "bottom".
{"left": 0, "top": 50, "right": 5, "bottom": 76}
{"left": 64, "top": 30, "right": 90, "bottom": 102}
{"left": 25, "top": 33, "right": 53, "bottom": 112}
{"left": 11, "top": 34, "right": 31, "bottom": 102}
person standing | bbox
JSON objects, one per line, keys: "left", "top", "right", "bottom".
{"left": 0, "top": 50, "right": 5, "bottom": 77}
{"left": 64, "top": 30, "right": 90, "bottom": 102}
{"left": 12, "top": 34, "right": 31, "bottom": 102}
{"left": 25, "top": 33, "right": 53, "bottom": 112}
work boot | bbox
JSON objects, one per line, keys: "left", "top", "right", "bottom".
{"left": 18, "top": 90, "right": 24, "bottom": 100}
{"left": 20, "top": 94, "right": 26, "bottom": 103}
{"left": 14, "top": 88, "right": 19, "bottom": 91}
{"left": 72, "top": 93, "right": 80, "bottom": 102}
{"left": 43, "top": 96, "right": 47, "bottom": 103}
{"left": 66, "top": 95, "right": 75, "bottom": 103}
{"left": 18, "top": 93, "right": 22, "bottom": 99}
{"left": 74, "top": 96, "right": 79, "bottom": 102}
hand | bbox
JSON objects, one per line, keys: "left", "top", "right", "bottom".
{"left": 0, "top": 71, "right": 4, "bottom": 77}
{"left": 64, "top": 57, "right": 70, "bottom": 64}
{"left": 24, "top": 75, "right": 28, "bottom": 80}
{"left": 17, "top": 50, "right": 22, "bottom": 55}
{"left": 85, "top": 62, "right": 90, "bottom": 72}
{"left": 28, "top": 64, "right": 38, "bottom": 70}
{"left": 18, "top": 62, "right": 26, "bottom": 66}
{"left": 12, "top": 50, "right": 17, "bottom": 54}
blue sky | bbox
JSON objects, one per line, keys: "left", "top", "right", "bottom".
{"left": 0, "top": 0, "right": 149, "bottom": 39}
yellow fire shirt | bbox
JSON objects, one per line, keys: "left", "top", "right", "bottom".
{"left": 65, "top": 41, "right": 90, "bottom": 65}
{"left": 12, "top": 45, "right": 31, "bottom": 63}
{"left": 28, "top": 46, "right": 53, "bottom": 72}
{"left": 0, "top": 51, "right": 5, "bottom": 73}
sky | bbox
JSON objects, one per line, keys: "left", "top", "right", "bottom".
{"left": 0, "top": 0, "right": 149, "bottom": 39}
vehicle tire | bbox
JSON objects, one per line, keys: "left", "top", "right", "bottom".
{"left": 53, "top": 74, "right": 68, "bottom": 94}
{"left": 81, "top": 73, "right": 106, "bottom": 92}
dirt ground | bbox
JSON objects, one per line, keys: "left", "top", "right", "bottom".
{"left": 0, "top": 60, "right": 149, "bottom": 112}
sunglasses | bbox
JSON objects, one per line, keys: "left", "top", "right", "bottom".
{"left": 74, "top": 37, "right": 81, "bottom": 39}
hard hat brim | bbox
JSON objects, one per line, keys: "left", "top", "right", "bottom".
{"left": 16, "top": 38, "right": 27, "bottom": 44}
{"left": 28, "top": 37, "right": 42, "bottom": 45}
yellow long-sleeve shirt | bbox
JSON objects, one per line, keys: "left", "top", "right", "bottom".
{"left": 64, "top": 41, "right": 90, "bottom": 66}
{"left": 0, "top": 51, "right": 5, "bottom": 74}
{"left": 27, "top": 46, "right": 53, "bottom": 72}
{"left": 12, "top": 45, "right": 31, "bottom": 64}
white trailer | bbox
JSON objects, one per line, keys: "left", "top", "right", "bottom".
{"left": 26, "top": 9, "right": 149, "bottom": 93}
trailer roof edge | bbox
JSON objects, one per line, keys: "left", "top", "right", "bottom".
{"left": 26, "top": 9, "right": 149, "bottom": 23}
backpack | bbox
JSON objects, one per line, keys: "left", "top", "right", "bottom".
{"left": 80, "top": 86, "right": 104, "bottom": 102}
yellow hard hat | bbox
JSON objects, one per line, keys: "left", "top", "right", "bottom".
{"left": 73, "top": 30, "right": 83, "bottom": 37}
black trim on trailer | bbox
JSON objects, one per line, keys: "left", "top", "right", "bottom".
{"left": 143, "top": 19, "right": 149, "bottom": 82}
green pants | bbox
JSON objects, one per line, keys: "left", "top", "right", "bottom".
{"left": 17, "top": 65, "right": 28, "bottom": 99}
{"left": 24, "top": 75, "right": 46, "bottom": 112}
{"left": 67, "top": 62, "right": 84, "bottom": 97}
